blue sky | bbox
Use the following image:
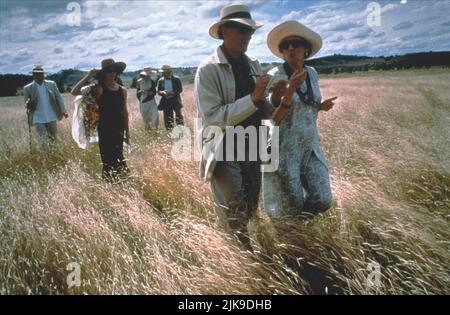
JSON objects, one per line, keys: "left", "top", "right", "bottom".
{"left": 1, "top": 0, "right": 449, "bottom": 74}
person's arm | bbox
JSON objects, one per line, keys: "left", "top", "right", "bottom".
{"left": 272, "top": 69, "right": 307, "bottom": 124}
{"left": 195, "top": 65, "right": 269, "bottom": 128}
{"left": 319, "top": 96, "right": 338, "bottom": 111}
{"left": 122, "top": 88, "right": 130, "bottom": 143}
{"left": 269, "top": 80, "right": 288, "bottom": 107}
{"left": 71, "top": 69, "right": 97, "bottom": 96}
{"left": 157, "top": 78, "right": 165, "bottom": 96}
{"left": 148, "top": 79, "right": 156, "bottom": 97}
{"left": 307, "top": 68, "right": 337, "bottom": 112}
{"left": 24, "top": 85, "right": 30, "bottom": 108}
{"left": 136, "top": 80, "right": 142, "bottom": 99}
{"left": 175, "top": 77, "right": 183, "bottom": 95}
{"left": 53, "top": 81, "right": 68, "bottom": 117}
{"left": 24, "top": 85, "right": 37, "bottom": 111}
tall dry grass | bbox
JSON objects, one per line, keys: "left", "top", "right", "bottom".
{"left": 0, "top": 69, "right": 448, "bottom": 294}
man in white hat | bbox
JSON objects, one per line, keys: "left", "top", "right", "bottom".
{"left": 194, "top": 4, "right": 271, "bottom": 249}
{"left": 137, "top": 68, "right": 158, "bottom": 130}
{"left": 157, "top": 65, "right": 184, "bottom": 131}
{"left": 23, "top": 65, "right": 68, "bottom": 150}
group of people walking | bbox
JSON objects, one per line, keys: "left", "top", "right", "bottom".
{"left": 25, "top": 61, "right": 185, "bottom": 180}
{"left": 136, "top": 65, "right": 184, "bottom": 131}
{"left": 24, "top": 4, "right": 338, "bottom": 250}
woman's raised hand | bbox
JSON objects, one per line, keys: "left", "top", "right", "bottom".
{"left": 87, "top": 68, "right": 97, "bottom": 79}
{"left": 288, "top": 68, "right": 308, "bottom": 91}
{"left": 71, "top": 68, "right": 97, "bottom": 95}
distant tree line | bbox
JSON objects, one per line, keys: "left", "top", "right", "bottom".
{"left": 1, "top": 52, "right": 449, "bottom": 97}
{"left": 0, "top": 74, "right": 33, "bottom": 97}
{"left": 307, "top": 52, "right": 450, "bottom": 75}
{"left": 0, "top": 69, "right": 77, "bottom": 97}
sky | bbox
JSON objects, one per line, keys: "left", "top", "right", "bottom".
{"left": 1, "top": 0, "right": 450, "bottom": 74}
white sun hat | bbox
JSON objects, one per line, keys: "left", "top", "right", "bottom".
{"left": 267, "top": 20, "right": 323, "bottom": 59}
{"left": 209, "top": 4, "right": 263, "bottom": 39}
{"left": 158, "top": 65, "right": 172, "bottom": 73}
{"left": 140, "top": 67, "right": 154, "bottom": 76}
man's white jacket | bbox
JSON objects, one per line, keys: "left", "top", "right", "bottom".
{"left": 194, "top": 46, "right": 269, "bottom": 182}
{"left": 23, "top": 80, "right": 67, "bottom": 123}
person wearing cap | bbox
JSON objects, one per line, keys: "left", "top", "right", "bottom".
{"left": 157, "top": 65, "right": 184, "bottom": 131}
{"left": 71, "top": 58, "right": 130, "bottom": 180}
{"left": 194, "top": 4, "right": 271, "bottom": 249}
{"left": 23, "top": 65, "right": 68, "bottom": 150}
{"left": 263, "top": 21, "right": 338, "bottom": 218}
{"left": 137, "top": 68, "right": 158, "bottom": 130}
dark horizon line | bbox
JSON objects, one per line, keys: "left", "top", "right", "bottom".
{"left": 1, "top": 50, "right": 449, "bottom": 76}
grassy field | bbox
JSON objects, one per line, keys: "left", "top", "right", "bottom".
{"left": 0, "top": 69, "right": 448, "bottom": 294}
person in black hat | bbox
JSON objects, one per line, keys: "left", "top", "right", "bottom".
{"left": 72, "top": 58, "right": 130, "bottom": 180}
{"left": 23, "top": 65, "right": 68, "bottom": 150}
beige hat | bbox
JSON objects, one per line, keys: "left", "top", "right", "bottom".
{"left": 158, "top": 65, "right": 172, "bottom": 73}
{"left": 267, "top": 21, "right": 322, "bottom": 59}
{"left": 31, "top": 65, "right": 45, "bottom": 74}
{"left": 209, "top": 4, "right": 263, "bottom": 39}
{"left": 140, "top": 67, "right": 154, "bottom": 76}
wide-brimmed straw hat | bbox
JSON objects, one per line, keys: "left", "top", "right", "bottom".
{"left": 96, "top": 58, "right": 126, "bottom": 78}
{"left": 209, "top": 4, "right": 263, "bottom": 39}
{"left": 31, "top": 65, "right": 45, "bottom": 74}
{"left": 267, "top": 20, "right": 322, "bottom": 59}
{"left": 140, "top": 67, "right": 155, "bottom": 77}
{"left": 158, "top": 65, "right": 172, "bottom": 73}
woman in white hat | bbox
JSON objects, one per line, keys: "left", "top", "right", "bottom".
{"left": 71, "top": 58, "right": 130, "bottom": 180}
{"left": 137, "top": 68, "right": 158, "bottom": 130}
{"left": 263, "top": 21, "right": 338, "bottom": 218}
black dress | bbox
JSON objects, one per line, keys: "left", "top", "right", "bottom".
{"left": 97, "top": 86, "right": 128, "bottom": 179}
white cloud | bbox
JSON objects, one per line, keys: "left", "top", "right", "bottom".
{"left": 381, "top": 3, "right": 398, "bottom": 13}
{"left": 0, "top": 0, "right": 449, "bottom": 73}
{"left": 281, "top": 10, "right": 302, "bottom": 21}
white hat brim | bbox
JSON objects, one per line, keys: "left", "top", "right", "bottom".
{"left": 209, "top": 18, "right": 263, "bottom": 39}
{"left": 267, "top": 21, "right": 322, "bottom": 59}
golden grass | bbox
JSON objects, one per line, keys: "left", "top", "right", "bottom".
{"left": 0, "top": 69, "right": 448, "bottom": 294}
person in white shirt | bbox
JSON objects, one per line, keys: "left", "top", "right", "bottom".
{"left": 137, "top": 68, "right": 158, "bottom": 130}
{"left": 23, "top": 65, "right": 68, "bottom": 150}
{"left": 157, "top": 65, "right": 184, "bottom": 131}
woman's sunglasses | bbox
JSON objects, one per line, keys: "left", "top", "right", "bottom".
{"left": 279, "top": 38, "right": 310, "bottom": 51}
{"left": 224, "top": 22, "right": 255, "bottom": 35}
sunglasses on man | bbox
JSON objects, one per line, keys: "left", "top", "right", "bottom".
{"left": 224, "top": 22, "right": 255, "bottom": 35}
{"left": 279, "top": 38, "right": 310, "bottom": 51}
